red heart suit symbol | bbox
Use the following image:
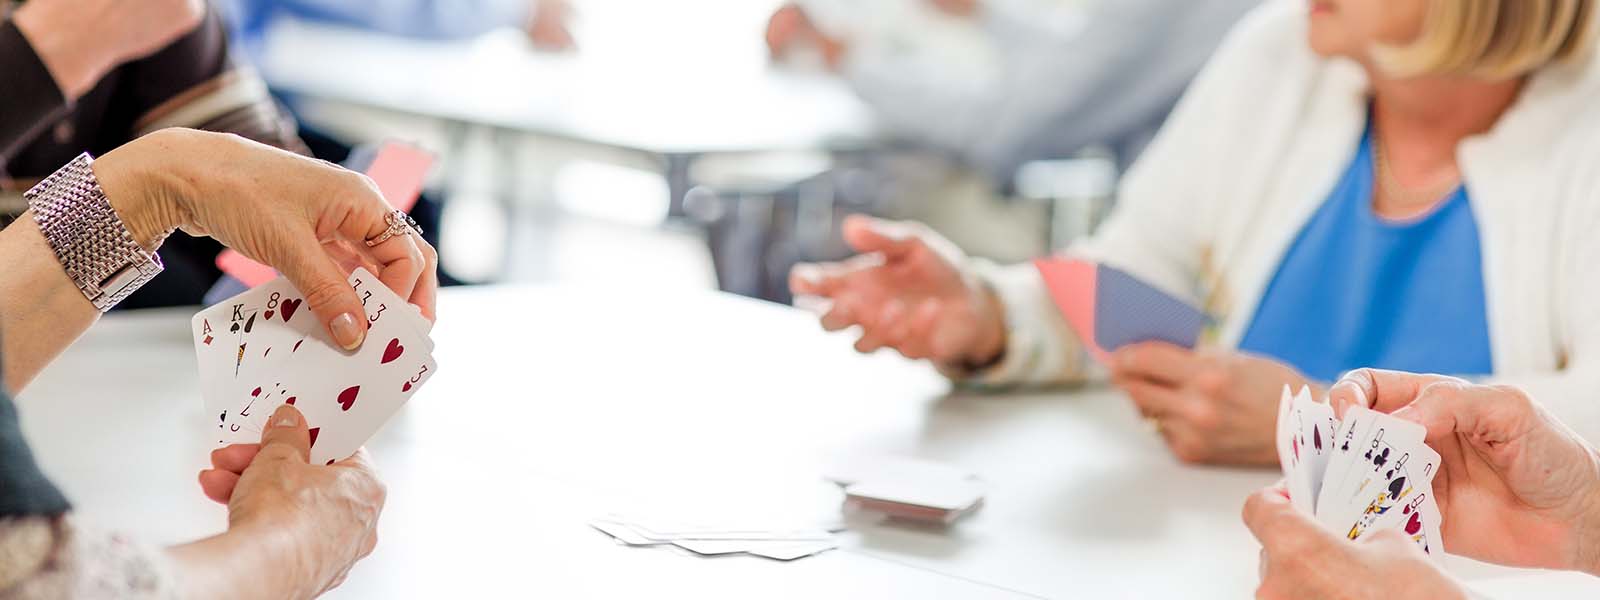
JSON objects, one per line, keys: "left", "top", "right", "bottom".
{"left": 381, "top": 338, "right": 404, "bottom": 364}
{"left": 308, "top": 427, "right": 320, "bottom": 447}
{"left": 402, "top": 381, "right": 413, "bottom": 392}
{"left": 337, "top": 386, "right": 360, "bottom": 411}
{"left": 280, "top": 298, "right": 302, "bottom": 322}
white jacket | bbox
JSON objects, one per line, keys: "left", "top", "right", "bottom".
{"left": 968, "top": 0, "right": 1600, "bottom": 441}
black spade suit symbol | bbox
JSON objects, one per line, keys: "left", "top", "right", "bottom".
{"left": 1386, "top": 476, "right": 1407, "bottom": 500}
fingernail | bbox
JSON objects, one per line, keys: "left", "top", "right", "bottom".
{"left": 792, "top": 265, "right": 820, "bottom": 284}
{"left": 331, "top": 312, "right": 364, "bottom": 350}
{"left": 270, "top": 405, "right": 299, "bottom": 429}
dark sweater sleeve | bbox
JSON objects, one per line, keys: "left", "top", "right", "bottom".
{"left": 119, "top": 4, "right": 307, "bottom": 154}
{"left": 0, "top": 389, "right": 70, "bottom": 517}
{"left": 0, "top": 19, "right": 70, "bottom": 169}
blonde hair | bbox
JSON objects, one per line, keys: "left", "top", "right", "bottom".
{"left": 1378, "top": 0, "right": 1598, "bottom": 79}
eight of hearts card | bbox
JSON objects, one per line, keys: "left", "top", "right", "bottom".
{"left": 1275, "top": 386, "right": 1444, "bottom": 557}
{"left": 192, "top": 267, "right": 437, "bottom": 465}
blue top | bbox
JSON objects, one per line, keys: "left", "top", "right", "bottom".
{"left": 220, "top": 0, "right": 529, "bottom": 61}
{"left": 1236, "top": 122, "right": 1494, "bottom": 383}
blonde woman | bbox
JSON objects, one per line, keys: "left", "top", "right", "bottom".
{"left": 791, "top": 0, "right": 1600, "bottom": 466}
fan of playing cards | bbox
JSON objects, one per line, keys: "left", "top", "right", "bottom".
{"left": 1276, "top": 386, "right": 1442, "bottom": 556}
{"left": 192, "top": 267, "right": 436, "bottom": 465}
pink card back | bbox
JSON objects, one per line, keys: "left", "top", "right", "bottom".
{"left": 1033, "top": 257, "right": 1110, "bottom": 364}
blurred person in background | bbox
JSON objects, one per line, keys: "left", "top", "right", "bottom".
{"left": 220, "top": 0, "right": 575, "bottom": 59}
{"left": 749, "top": 0, "right": 1258, "bottom": 310}
{"left": 792, "top": 0, "right": 1600, "bottom": 466}
{"left": 0, "top": 0, "right": 307, "bottom": 308}
{"left": 765, "top": 0, "right": 1261, "bottom": 178}
{"left": 0, "top": 128, "right": 438, "bottom": 599}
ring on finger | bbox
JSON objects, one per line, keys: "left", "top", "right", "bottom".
{"left": 365, "top": 210, "right": 423, "bottom": 248}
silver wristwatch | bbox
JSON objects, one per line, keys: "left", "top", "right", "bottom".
{"left": 26, "top": 153, "right": 164, "bottom": 312}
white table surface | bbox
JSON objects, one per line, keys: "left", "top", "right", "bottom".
{"left": 18, "top": 285, "right": 1599, "bottom": 598}
{"left": 258, "top": 0, "right": 876, "bottom": 156}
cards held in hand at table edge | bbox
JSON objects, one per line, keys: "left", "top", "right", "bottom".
{"left": 1275, "top": 385, "right": 1442, "bottom": 556}
{"left": 191, "top": 267, "right": 437, "bottom": 465}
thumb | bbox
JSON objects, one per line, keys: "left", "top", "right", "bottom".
{"left": 257, "top": 405, "right": 311, "bottom": 464}
{"left": 276, "top": 239, "right": 368, "bottom": 350}
{"left": 1331, "top": 369, "right": 1466, "bottom": 418}
{"left": 841, "top": 215, "right": 926, "bottom": 260}
{"left": 1391, "top": 382, "right": 1528, "bottom": 446}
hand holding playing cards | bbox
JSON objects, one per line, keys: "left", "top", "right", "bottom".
{"left": 1328, "top": 370, "right": 1600, "bottom": 574}
{"left": 220, "top": 405, "right": 385, "bottom": 597}
{"left": 1110, "top": 343, "right": 1312, "bottom": 466}
{"left": 96, "top": 128, "right": 438, "bottom": 350}
{"left": 1243, "top": 485, "right": 1469, "bottom": 600}
{"left": 790, "top": 216, "right": 1006, "bottom": 366}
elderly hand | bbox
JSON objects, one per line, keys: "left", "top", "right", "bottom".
{"left": 1243, "top": 485, "right": 1469, "bottom": 600}
{"left": 927, "top": 0, "right": 981, "bottom": 17}
{"left": 790, "top": 215, "right": 1006, "bottom": 367}
{"left": 94, "top": 128, "right": 438, "bottom": 350}
{"left": 764, "top": 3, "right": 849, "bottom": 69}
{"left": 12, "top": 0, "right": 206, "bottom": 99}
{"left": 1109, "top": 343, "right": 1312, "bottom": 466}
{"left": 227, "top": 405, "right": 384, "bottom": 598}
{"left": 526, "top": 0, "right": 576, "bottom": 51}
{"left": 1326, "top": 370, "right": 1600, "bottom": 574}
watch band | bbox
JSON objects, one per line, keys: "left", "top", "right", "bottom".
{"left": 26, "top": 153, "right": 164, "bottom": 312}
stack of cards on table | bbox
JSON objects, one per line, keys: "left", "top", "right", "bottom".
{"left": 192, "top": 267, "right": 437, "bottom": 465}
{"left": 824, "top": 456, "right": 985, "bottom": 525}
{"left": 1034, "top": 257, "right": 1208, "bottom": 364}
{"left": 590, "top": 513, "right": 840, "bottom": 561}
{"left": 1275, "top": 386, "right": 1442, "bottom": 556}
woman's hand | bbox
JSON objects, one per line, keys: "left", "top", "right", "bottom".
{"left": 171, "top": 405, "right": 384, "bottom": 599}
{"left": 790, "top": 215, "right": 1006, "bottom": 367}
{"left": 1327, "top": 370, "right": 1600, "bottom": 574}
{"left": 525, "top": 0, "right": 576, "bottom": 51}
{"left": 232, "top": 405, "right": 384, "bottom": 597}
{"left": 1243, "top": 485, "right": 1469, "bottom": 600}
{"left": 764, "top": 3, "right": 849, "bottom": 68}
{"left": 926, "top": 0, "right": 981, "bottom": 17}
{"left": 1109, "top": 343, "right": 1312, "bottom": 466}
{"left": 95, "top": 128, "right": 438, "bottom": 350}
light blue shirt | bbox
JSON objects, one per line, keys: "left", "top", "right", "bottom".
{"left": 838, "top": 0, "right": 1261, "bottom": 178}
{"left": 1236, "top": 121, "right": 1494, "bottom": 383}
{"left": 220, "top": 0, "right": 530, "bottom": 61}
